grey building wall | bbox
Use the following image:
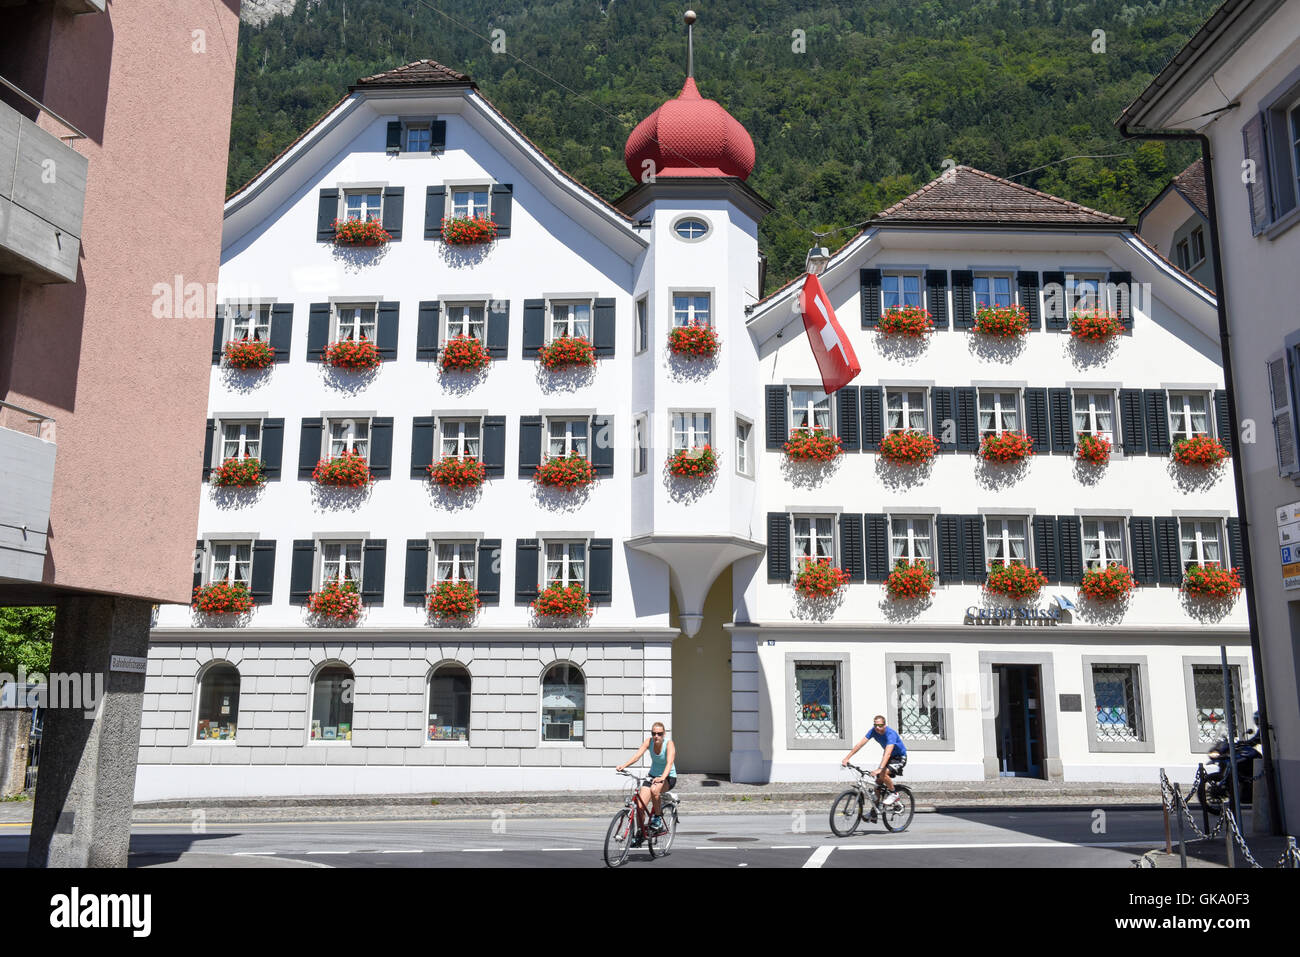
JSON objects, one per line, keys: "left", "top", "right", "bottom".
{"left": 1171, "top": 212, "right": 1216, "bottom": 291}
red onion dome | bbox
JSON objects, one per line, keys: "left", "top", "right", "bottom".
{"left": 624, "top": 77, "right": 755, "bottom": 181}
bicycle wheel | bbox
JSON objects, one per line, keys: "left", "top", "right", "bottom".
{"left": 882, "top": 786, "right": 914, "bottom": 833}
{"left": 829, "top": 789, "right": 863, "bottom": 837}
{"left": 603, "top": 808, "right": 633, "bottom": 867}
{"left": 657, "top": 806, "right": 678, "bottom": 855}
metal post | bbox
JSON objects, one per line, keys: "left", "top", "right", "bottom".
{"left": 1198, "top": 763, "right": 1210, "bottom": 835}
{"left": 1221, "top": 646, "right": 1245, "bottom": 835}
{"left": 1175, "top": 790, "right": 1188, "bottom": 868}
{"left": 1162, "top": 771, "right": 1172, "bottom": 854}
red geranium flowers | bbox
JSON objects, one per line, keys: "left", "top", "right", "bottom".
{"left": 784, "top": 428, "right": 843, "bottom": 462}
{"left": 879, "top": 430, "right": 938, "bottom": 465}
{"left": 793, "top": 558, "right": 851, "bottom": 598}
{"left": 332, "top": 218, "right": 390, "bottom": 246}
{"left": 668, "top": 323, "right": 720, "bottom": 358}
{"left": 980, "top": 430, "right": 1034, "bottom": 463}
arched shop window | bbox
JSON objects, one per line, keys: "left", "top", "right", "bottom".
{"left": 311, "top": 664, "right": 354, "bottom": 742}
{"left": 428, "top": 664, "right": 471, "bottom": 742}
{"left": 196, "top": 663, "right": 240, "bottom": 742}
{"left": 541, "top": 662, "right": 585, "bottom": 742}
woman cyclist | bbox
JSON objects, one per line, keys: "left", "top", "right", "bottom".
{"left": 616, "top": 721, "right": 677, "bottom": 844}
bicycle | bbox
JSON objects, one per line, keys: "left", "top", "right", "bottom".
{"left": 603, "top": 769, "right": 680, "bottom": 866}
{"left": 829, "top": 762, "right": 914, "bottom": 836}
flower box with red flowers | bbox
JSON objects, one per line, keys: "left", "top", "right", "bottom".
{"left": 537, "top": 336, "right": 595, "bottom": 371}
{"left": 783, "top": 428, "right": 843, "bottom": 462}
{"left": 428, "top": 456, "right": 486, "bottom": 489}
{"left": 979, "top": 430, "right": 1034, "bottom": 463}
{"left": 1069, "top": 308, "right": 1125, "bottom": 342}
{"left": 534, "top": 452, "right": 596, "bottom": 490}
{"left": 885, "top": 560, "right": 936, "bottom": 600}
{"left": 531, "top": 583, "right": 590, "bottom": 619}
{"left": 440, "top": 335, "right": 491, "bottom": 372}
{"left": 307, "top": 579, "right": 362, "bottom": 621}
{"left": 312, "top": 450, "right": 371, "bottom": 487}
{"left": 793, "top": 558, "right": 851, "bottom": 598}
{"left": 192, "top": 581, "right": 255, "bottom": 616}
{"left": 1079, "top": 563, "right": 1135, "bottom": 601}
{"left": 984, "top": 561, "right": 1048, "bottom": 600}
{"left": 324, "top": 337, "right": 382, "bottom": 371}
{"left": 667, "top": 446, "right": 718, "bottom": 479}
{"left": 879, "top": 430, "right": 938, "bottom": 465}
{"left": 801, "top": 702, "right": 830, "bottom": 721}
{"left": 332, "top": 218, "right": 391, "bottom": 246}
{"left": 211, "top": 456, "right": 266, "bottom": 488}
{"left": 440, "top": 214, "right": 497, "bottom": 246}
{"left": 224, "top": 339, "right": 275, "bottom": 370}
{"left": 973, "top": 304, "right": 1031, "bottom": 337}
{"left": 1171, "top": 435, "right": 1229, "bottom": 467}
{"left": 1181, "top": 563, "right": 1242, "bottom": 600}
{"left": 667, "top": 323, "right": 720, "bottom": 358}
{"left": 877, "top": 305, "right": 934, "bottom": 337}
{"left": 427, "top": 580, "right": 480, "bottom": 620}
{"left": 1075, "top": 433, "right": 1111, "bottom": 465}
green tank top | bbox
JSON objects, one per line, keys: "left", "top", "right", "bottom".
{"left": 648, "top": 737, "right": 676, "bottom": 777}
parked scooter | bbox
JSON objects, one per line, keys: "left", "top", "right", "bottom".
{"left": 1201, "top": 713, "right": 1262, "bottom": 814}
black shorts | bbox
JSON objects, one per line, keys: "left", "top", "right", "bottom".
{"left": 886, "top": 754, "right": 907, "bottom": 776}
{"left": 644, "top": 775, "right": 676, "bottom": 791}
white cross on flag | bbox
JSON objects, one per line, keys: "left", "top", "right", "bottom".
{"left": 799, "top": 272, "right": 861, "bottom": 395}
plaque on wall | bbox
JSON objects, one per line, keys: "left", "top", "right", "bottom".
{"left": 1059, "top": 694, "right": 1083, "bottom": 712}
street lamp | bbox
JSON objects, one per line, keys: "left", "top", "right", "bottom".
{"left": 805, "top": 246, "right": 831, "bottom": 276}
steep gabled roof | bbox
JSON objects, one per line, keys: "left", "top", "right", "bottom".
{"left": 871, "top": 166, "right": 1127, "bottom": 226}
{"left": 350, "top": 59, "right": 475, "bottom": 91}
{"left": 1173, "top": 158, "right": 1209, "bottom": 217}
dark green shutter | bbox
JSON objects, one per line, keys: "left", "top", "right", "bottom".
{"left": 381, "top": 186, "right": 404, "bottom": 240}
{"left": 1108, "top": 271, "right": 1132, "bottom": 330}
{"left": 1032, "top": 516, "right": 1059, "bottom": 584}
{"left": 515, "top": 539, "right": 540, "bottom": 601}
{"left": 925, "top": 269, "right": 948, "bottom": 330}
{"left": 1024, "top": 388, "right": 1049, "bottom": 453}
{"left": 1017, "top": 271, "right": 1041, "bottom": 331}
{"left": 955, "top": 387, "right": 978, "bottom": 452}
{"left": 860, "top": 386, "right": 883, "bottom": 451}
{"left": 766, "top": 385, "right": 788, "bottom": 450}
{"left": 404, "top": 539, "right": 429, "bottom": 605}
{"left": 1154, "top": 517, "right": 1182, "bottom": 585}
{"left": 430, "top": 119, "right": 446, "bottom": 154}
{"left": 361, "top": 539, "right": 387, "bottom": 606}
{"left": 416, "top": 301, "right": 440, "bottom": 361}
{"left": 410, "top": 417, "right": 435, "bottom": 478}
{"left": 837, "top": 386, "right": 860, "bottom": 452}
{"left": 250, "top": 540, "right": 276, "bottom": 603}
{"left": 961, "top": 515, "right": 986, "bottom": 583}
{"left": 1145, "top": 390, "right": 1171, "bottom": 455}
{"left": 193, "top": 540, "right": 204, "bottom": 594}
{"left": 1048, "top": 389, "right": 1073, "bottom": 453}
{"left": 766, "top": 513, "right": 790, "bottom": 581}
{"left": 1227, "top": 518, "right": 1243, "bottom": 572}
{"left": 211, "top": 306, "right": 225, "bottom": 364}
{"left": 477, "top": 539, "right": 501, "bottom": 604}
{"left": 298, "top": 418, "right": 323, "bottom": 479}
{"left": 860, "top": 269, "right": 881, "bottom": 328}
{"left": 369, "top": 417, "right": 393, "bottom": 478}
{"left": 289, "top": 539, "right": 315, "bottom": 605}
{"left": 932, "top": 387, "right": 956, "bottom": 451}
{"left": 864, "top": 514, "right": 889, "bottom": 582}
{"left": 269, "top": 303, "right": 293, "bottom": 363}
{"left": 203, "top": 418, "right": 215, "bottom": 479}
{"left": 316, "top": 188, "right": 338, "bottom": 241}
{"left": 486, "top": 299, "right": 509, "bottom": 358}
{"left": 951, "top": 270, "right": 974, "bottom": 330}
{"left": 260, "top": 418, "right": 284, "bottom": 479}
{"left": 307, "top": 303, "right": 329, "bottom": 361}
{"left": 840, "top": 514, "right": 865, "bottom": 582}
{"left": 1056, "top": 516, "right": 1082, "bottom": 585}
{"left": 1214, "top": 390, "right": 1234, "bottom": 455}
{"left": 1042, "top": 271, "right": 1067, "bottom": 330}
{"left": 386, "top": 121, "right": 402, "bottom": 152}
{"left": 424, "top": 185, "right": 446, "bottom": 239}
{"left": 1120, "top": 389, "right": 1146, "bottom": 454}
{"left": 588, "top": 539, "right": 613, "bottom": 601}
{"left": 491, "top": 183, "right": 513, "bottom": 237}
{"left": 593, "top": 298, "right": 615, "bottom": 357}
{"left": 522, "top": 299, "right": 545, "bottom": 357}
{"left": 518, "top": 415, "right": 542, "bottom": 476}
{"left": 376, "top": 301, "right": 399, "bottom": 359}
{"left": 592, "top": 415, "right": 614, "bottom": 477}
{"left": 937, "top": 515, "right": 962, "bottom": 584}
{"left": 482, "top": 415, "right": 506, "bottom": 478}
{"left": 1129, "top": 518, "right": 1157, "bottom": 585}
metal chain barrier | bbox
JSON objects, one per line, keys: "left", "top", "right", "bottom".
{"left": 1159, "top": 768, "right": 1300, "bottom": 867}
{"left": 1221, "top": 806, "right": 1262, "bottom": 869}
{"left": 1276, "top": 836, "right": 1300, "bottom": 869}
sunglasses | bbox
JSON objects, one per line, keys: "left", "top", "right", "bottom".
{"left": 650, "top": 731, "right": 665, "bottom": 736}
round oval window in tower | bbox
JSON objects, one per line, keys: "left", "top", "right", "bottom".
{"left": 673, "top": 216, "right": 710, "bottom": 241}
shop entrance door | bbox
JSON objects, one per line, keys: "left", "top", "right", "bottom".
{"left": 994, "top": 664, "right": 1044, "bottom": 778}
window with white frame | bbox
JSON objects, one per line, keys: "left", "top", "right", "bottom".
{"left": 1091, "top": 664, "right": 1142, "bottom": 743}
{"left": 671, "top": 411, "right": 711, "bottom": 451}
{"left": 736, "top": 418, "right": 753, "bottom": 476}
{"left": 889, "top": 516, "right": 933, "bottom": 566}
{"left": 886, "top": 388, "right": 927, "bottom": 432}
{"left": 1190, "top": 227, "right": 1206, "bottom": 266}
{"left": 333, "top": 303, "right": 376, "bottom": 342}
{"left": 672, "top": 293, "right": 710, "bottom": 328}
{"left": 450, "top": 187, "right": 490, "bottom": 218}
{"left": 978, "top": 390, "right": 1020, "bottom": 437}
{"left": 1191, "top": 663, "right": 1245, "bottom": 744}
{"left": 635, "top": 296, "right": 648, "bottom": 353}
{"left": 1179, "top": 519, "right": 1223, "bottom": 570}
{"left": 633, "top": 414, "right": 648, "bottom": 475}
{"left": 208, "top": 541, "right": 252, "bottom": 586}
{"left": 881, "top": 273, "right": 923, "bottom": 310}
{"left": 546, "top": 417, "right": 589, "bottom": 459}
{"left": 343, "top": 190, "right": 382, "bottom": 222}
{"left": 973, "top": 274, "right": 1014, "bottom": 309}
{"left": 220, "top": 421, "right": 261, "bottom": 461}
{"left": 1168, "top": 392, "right": 1211, "bottom": 443}
{"left": 439, "top": 417, "right": 481, "bottom": 459}
{"left": 793, "top": 661, "right": 842, "bottom": 739}
{"left": 543, "top": 541, "right": 586, "bottom": 588}
{"left": 443, "top": 303, "right": 485, "bottom": 342}
{"left": 894, "top": 661, "right": 943, "bottom": 741}
{"left": 1081, "top": 518, "right": 1125, "bottom": 571}
{"left": 319, "top": 541, "right": 362, "bottom": 588}
{"left": 404, "top": 123, "right": 431, "bottom": 153}
{"left": 432, "top": 541, "right": 476, "bottom": 586}
{"left": 541, "top": 662, "right": 585, "bottom": 742}
{"left": 792, "top": 515, "right": 835, "bottom": 570}
{"left": 1073, "top": 391, "right": 1116, "bottom": 444}
{"left": 1072, "top": 274, "right": 1106, "bottom": 312}
{"left": 1176, "top": 238, "right": 1192, "bottom": 271}
{"left": 230, "top": 304, "right": 271, "bottom": 342}
{"left": 985, "top": 517, "right": 1029, "bottom": 567}
{"left": 326, "top": 418, "right": 369, "bottom": 460}
{"left": 674, "top": 218, "right": 709, "bottom": 240}
{"left": 549, "top": 301, "right": 591, "bottom": 341}
{"left": 790, "top": 388, "right": 832, "bottom": 433}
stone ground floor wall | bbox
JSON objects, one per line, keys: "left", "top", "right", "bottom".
{"left": 135, "top": 635, "right": 673, "bottom": 800}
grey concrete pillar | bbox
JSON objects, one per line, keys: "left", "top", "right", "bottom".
{"left": 26, "top": 595, "right": 151, "bottom": 868}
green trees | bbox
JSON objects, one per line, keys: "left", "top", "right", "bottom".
{"left": 0, "top": 607, "right": 54, "bottom": 676}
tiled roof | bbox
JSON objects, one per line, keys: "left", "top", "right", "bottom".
{"left": 351, "top": 59, "right": 474, "bottom": 89}
{"left": 1173, "top": 159, "right": 1209, "bottom": 218}
{"left": 872, "top": 166, "right": 1127, "bottom": 226}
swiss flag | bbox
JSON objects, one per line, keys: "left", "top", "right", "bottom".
{"left": 799, "top": 272, "right": 861, "bottom": 394}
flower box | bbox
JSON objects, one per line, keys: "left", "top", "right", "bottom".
{"left": 1075, "top": 433, "right": 1111, "bottom": 465}
{"left": 973, "top": 304, "right": 1031, "bottom": 337}
{"left": 224, "top": 339, "right": 275, "bottom": 370}
{"left": 884, "top": 560, "right": 936, "bottom": 600}
{"left": 667, "top": 323, "right": 720, "bottom": 358}
{"left": 324, "top": 338, "right": 382, "bottom": 371}
{"left": 312, "top": 450, "right": 371, "bottom": 487}
{"left": 332, "top": 218, "right": 391, "bottom": 246}
{"left": 428, "top": 456, "right": 486, "bottom": 489}
{"left": 534, "top": 452, "right": 596, "bottom": 490}
{"left": 192, "top": 581, "right": 255, "bottom": 615}
{"left": 531, "top": 583, "right": 590, "bottom": 618}
{"left": 879, "top": 430, "right": 938, "bottom": 465}
{"left": 1171, "top": 436, "right": 1229, "bottom": 467}
{"left": 667, "top": 446, "right": 718, "bottom": 478}
{"left": 440, "top": 335, "right": 491, "bottom": 372}
{"left": 1181, "top": 564, "right": 1242, "bottom": 600}
{"left": 979, "top": 430, "right": 1034, "bottom": 463}
{"left": 877, "top": 305, "right": 934, "bottom": 337}
{"left": 427, "top": 580, "right": 479, "bottom": 619}
{"left": 441, "top": 214, "right": 497, "bottom": 246}
{"left": 1079, "top": 563, "right": 1135, "bottom": 601}
{"left": 783, "top": 428, "right": 843, "bottom": 462}
{"left": 1069, "top": 308, "right": 1125, "bottom": 342}
{"left": 211, "top": 456, "right": 266, "bottom": 488}
{"left": 537, "top": 336, "right": 595, "bottom": 371}
{"left": 307, "top": 579, "right": 362, "bottom": 621}
{"left": 984, "top": 561, "right": 1048, "bottom": 600}
{"left": 793, "top": 558, "right": 851, "bottom": 598}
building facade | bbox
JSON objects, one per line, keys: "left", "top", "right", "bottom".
{"left": 140, "top": 58, "right": 1252, "bottom": 799}
{"left": 1136, "top": 160, "right": 1216, "bottom": 292}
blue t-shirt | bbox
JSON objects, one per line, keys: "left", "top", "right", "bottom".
{"left": 865, "top": 726, "right": 907, "bottom": 758}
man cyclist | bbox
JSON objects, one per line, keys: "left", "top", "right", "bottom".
{"left": 616, "top": 721, "right": 677, "bottom": 845}
{"left": 842, "top": 715, "right": 907, "bottom": 806}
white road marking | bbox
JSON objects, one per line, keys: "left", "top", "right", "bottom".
{"left": 306, "top": 850, "right": 351, "bottom": 855}
{"left": 803, "top": 846, "right": 835, "bottom": 868}
{"left": 232, "top": 851, "right": 278, "bottom": 856}
{"left": 772, "top": 845, "right": 812, "bottom": 849}
{"left": 541, "top": 847, "right": 583, "bottom": 851}
{"left": 697, "top": 845, "right": 736, "bottom": 849}
{"left": 833, "top": 839, "right": 1162, "bottom": 851}
{"left": 462, "top": 848, "right": 505, "bottom": 852}
{"left": 380, "top": 849, "right": 422, "bottom": 854}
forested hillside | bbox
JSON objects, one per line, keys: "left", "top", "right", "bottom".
{"left": 230, "top": 0, "right": 1217, "bottom": 284}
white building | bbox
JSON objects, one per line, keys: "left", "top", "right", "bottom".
{"left": 139, "top": 57, "right": 1252, "bottom": 799}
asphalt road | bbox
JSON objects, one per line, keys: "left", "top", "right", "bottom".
{"left": 0, "top": 806, "right": 1168, "bottom": 868}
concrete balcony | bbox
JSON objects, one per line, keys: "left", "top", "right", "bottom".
{"left": 0, "top": 401, "right": 56, "bottom": 584}
{"left": 0, "top": 97, "right": 87, "bottom": 283}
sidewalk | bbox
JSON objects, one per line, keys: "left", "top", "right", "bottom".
{"left": 1141, "top": 834, "right": 1296, "bottom": 869}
